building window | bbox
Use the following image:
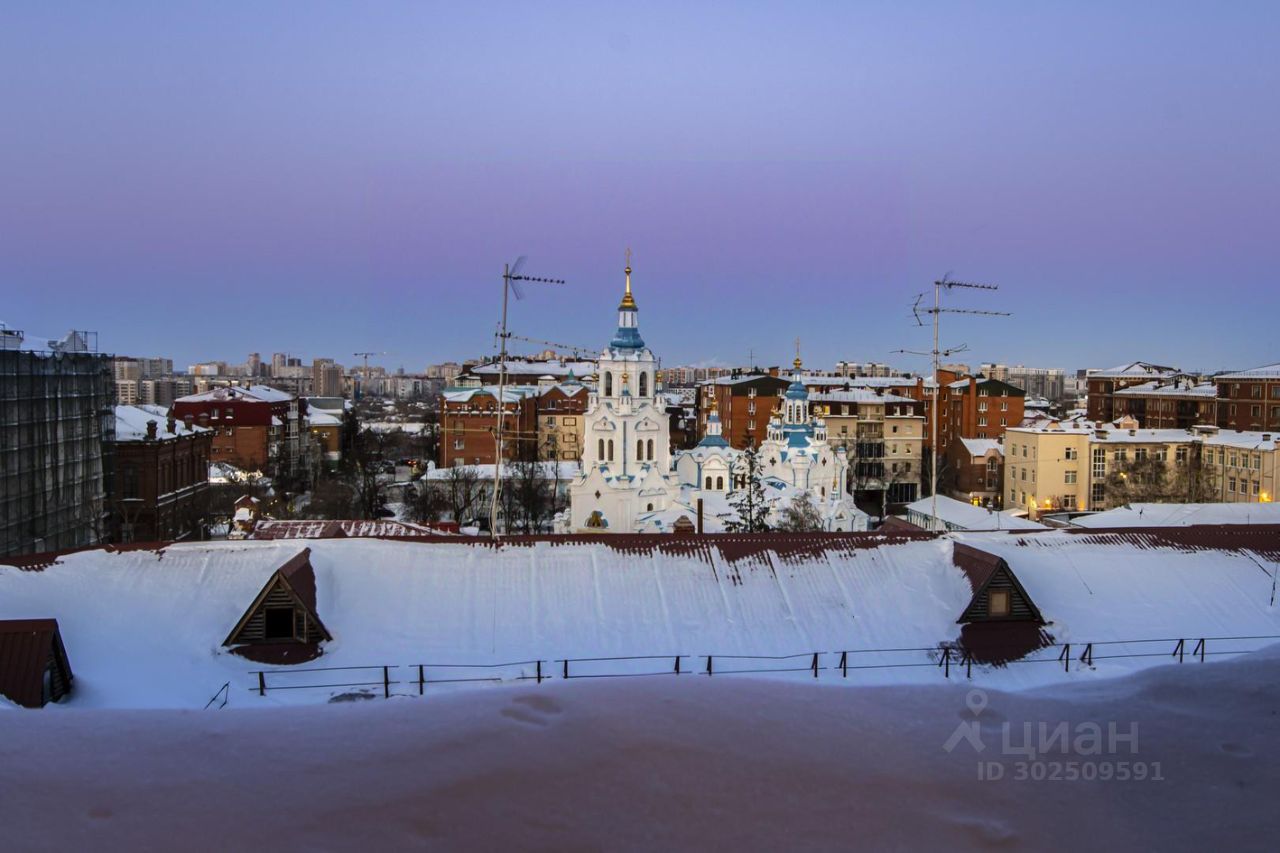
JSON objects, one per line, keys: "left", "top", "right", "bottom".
{"left": 598, "top": 438, "right": 605, "bottom": 460}
{"left": 647, "top": 439, "right": 654, "bottom": 460}
{"left": 988, "top": 590, "right": 1010, "bottom": 617}
{"left": 716, "top": 476, "right": 724, "bottom": 490}
{"left": 1228, "top": 477, "right": 1236, "bottom": 493}
{"left": 1065, "top": 447, "right": 1077, "bottom": 460}
{"left": 705, "top": 476, "right": 713, "bottom": 490}
{"left": 1176, "top": 446, "right": 1188, "bottom": 463}
{"left": 1065, "top": 471, "right": 1077, "bottom": 484}
{"left": 607, "top": 439, "right": 614, "bottom": 461}
{"left": 639, "top": 373, "right": 648, "bottom": 396}
{"left": 605, "top": 373, "right": 613, "bottom": 396}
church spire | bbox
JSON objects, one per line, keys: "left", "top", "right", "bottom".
{"left": 619, "top": 247, "right": 637, "bottom": 310}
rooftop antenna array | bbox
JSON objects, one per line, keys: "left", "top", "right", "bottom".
{"left": 491, "top": 257, "right": 566, "bottom": 539}
{"left": 895, "top": 275, "right": 1010, "bottom": 531}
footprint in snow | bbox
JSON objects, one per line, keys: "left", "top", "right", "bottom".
{"left": 500, "top": 693, "right": 564, "bottom": 726}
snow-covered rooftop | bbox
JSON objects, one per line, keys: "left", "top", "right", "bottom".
{"left": 1114, "top": 381, "right": 1217, "bottom": 398}
{"left": 468, "top": 360, "right": 597, "bottom": 377}
{"left": 1090, "top": 361, "right": 1180, "bottom": 379}
{"left": 957, "top": 437, "right": 1003, "bottom": 458}
{"left": 443, "top": 386, "right": 541, "bottom": 404}
{"left": 4, "top": 530, "right": 1280, "bottom": 709}
{"left": 176, "top": 384, "right": 295, "bottom": 404}
{"left": 905, "top": 495, "right": 1045, "bottom": 530}
{"left": 1070, "top": 502, "right": 1280, "bottom": 528}
{"left": 1214, "top": 362, "right": 1280, "bottom": 380}
{"left": 424, "top": 461, "right": 581, "bottom": 480}
{"left": 810, "top": 389, "right": 916, "bottom": 405}
{"left": 114, "top": 405, "right": 210, "bottom": 441}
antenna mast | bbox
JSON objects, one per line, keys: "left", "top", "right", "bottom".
{"left": 491, "top": 258, "right": 566, "bottom": 540}
{"left": 899, "top": 276, "right": 1010, "bottom": 531}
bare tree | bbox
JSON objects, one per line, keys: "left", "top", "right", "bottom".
{"left": 775, "top": 490, "right": 825, "bottom": 532}
{"left": 442, "top": 465, "right": 482, "bottom": 527}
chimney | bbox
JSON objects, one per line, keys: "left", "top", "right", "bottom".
{"left": 198, "top": 413, "right": 209, "bottom": 428}
{"left": 145, "top": 420, "right": 158, "bottom": 441}
{"left": 167, "top": 412, "right": 176, "bottom": 434}
{"left": 183, "top": 413, "right": 194, "bottom": 430}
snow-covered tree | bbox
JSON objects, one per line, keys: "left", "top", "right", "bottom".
{"left": 726, "top": 447, "right": 771, "bottom": 532}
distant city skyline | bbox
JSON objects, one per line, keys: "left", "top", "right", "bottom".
{"left": 3, "top": 3, "right": 1277, "bottom": 373}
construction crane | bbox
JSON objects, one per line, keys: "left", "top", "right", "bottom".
{"left": 504, "top": 334, "right": 597, "bottom": 359}
{"left": 353, "top": 352, "right": 386, "bottom": 379}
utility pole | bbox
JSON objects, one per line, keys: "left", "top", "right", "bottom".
{"left": 898, "top": 276, "right": 1010, "bottom": 531}
{"left": 490, "top": 258, "right": 566, "bottom": 540}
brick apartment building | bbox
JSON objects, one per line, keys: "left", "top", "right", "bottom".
{"left": 1085, "top": 361, "right": 1180, "bottom": 422}
{"left": 1214, "top": 363, "right": 1280, "bottom": 432}
{"left": 946, "top": 437, "right": 1005, "bottom": 507}
{"left": 1113, "top": 379, "right": 1217, "bottom": 429}
{"left": 171, "top": 385, "right": 306, "bottom": 475}
{"left": 439, "top": 387, "right": 539, "bottom": 467}
{"left": 696, "top": 372, "right": 789, "bottom": 448}
{"left": 111, "top": 405, "right": 212, "bottom": 542}
{"left": 537, "top": 382, "right": 590, "bottom": 461}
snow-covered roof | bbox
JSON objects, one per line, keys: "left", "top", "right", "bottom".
{"left": 1090, "top": 425, "right": 1196, "bottom": 444}
{"left": 905, "top": 495, "right": 1045, "bottom": 530}
{"left": 443, "top": 386, "right": 540, "bottom": 404}
{"left": 809, "top": 389, "right": 915, "bottom": 405}
{"left": 1114, "top": 381, "right": 1217, "bottom": 398}
{"left": 703, "top": 373, "right": 787, "bottom": 387}
{"left": 1201, "top": 431, "right": 1278, "bottom": 451}
{"left": 114, "top": 405, "right": 210, "bottom": 441}
{"left": 469, "top": 360, "right": 597, "bottom": 377}
{"left": 1090, "top": 361, "right": 1180, "bottom": 379}
{"left": 5, "top": 531, "right": 1279, "bottom": 708}
{"left": 307, "top": 411, "right": 343, "bottom": 427}
{"left": 176, "top": 384, "right": 295, "bottom": 404}
{"left": 1213, "top": 362, "right": 1280, "bottom": 380}
{"left": 957, "top": 437, "right": 1003, "bottom": 458}
{"left": 1070, "top": 502, "right": 1280, "bottom": 528}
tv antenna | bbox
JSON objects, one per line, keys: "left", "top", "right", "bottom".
{"left": 491, "top": 257, "right": 566, "bottom": 540}
{"left": 894, "top": 275, "right": 1010, "bottom": 531}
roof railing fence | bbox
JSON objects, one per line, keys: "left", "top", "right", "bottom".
{"left": 241, "top": 632, "right": 1280, "bottom": 699}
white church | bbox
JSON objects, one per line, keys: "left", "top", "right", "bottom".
{"left": 561, "top": 256, "right": 868, "bottom": 534}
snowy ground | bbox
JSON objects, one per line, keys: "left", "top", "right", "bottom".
{"left": 2, "top": 650, "right": 1278, "bottom": 851}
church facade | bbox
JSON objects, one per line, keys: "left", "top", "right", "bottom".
{"left": 564, "top": 256, "right": 680, "bottom": 532}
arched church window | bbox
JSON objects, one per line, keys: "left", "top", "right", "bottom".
{"left": 647, "top": 503, "right": 654, "bottom": 512}
{"left": 647, "top": 439, "right": 654, "bottom": 460}
{"left": 605, "top": 372, "right": 613, "bottom": 396}
{"left": 705, "top": 476, "right": 713, "bottom": 490}
{"left": 607, "top": 439, "right": 614, "bottom": 461}
{"left": 716, "top": 476, "right": 724, "bottom": 490}
{"left": 598, "top": 438, "right": 604, "bottom": 460}
{"left": 637, "top": 439, "right": 644, "bottom": 460}
{"left": 639, "top": 372, "right": 648, "bottom": 396}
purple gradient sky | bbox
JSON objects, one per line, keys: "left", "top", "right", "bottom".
{"left": 2, "top": 2, "right": 1277, "bottom": 374}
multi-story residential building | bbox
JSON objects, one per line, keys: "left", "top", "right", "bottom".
{"left": 1, "top": 328, "right": 115, "bottom": 557}
{"left": 979, "top": 364, "right": 1067, "bottom": 402}
{"left": 1004, "top": 416, "right": 1213, "bottom": 518}
{"left": 1214, "top": 362, "right": 1280, "bottom": 432}
{"left": 936, "top": 372, "right": 1025, "bottom": 453}
{"left": 171, "top": 385, "right": 307, "bottom": 475}
{"left": 696, "top": 373, "right": 790, "bottom": 449}
{"left": 537, "top": 380, "right": 589, "bottom": 461}
{"left": 439, "top": 386, "right": 539, "bottom": 467}
{"left": 425, "top": 362, "right": 463, "bottom": 381}
{"left": 812, "top": 389, "right": 923, "bottom": 504}
{"left": 188, "top": 361, "right": 227, "bottom": 376}
{"left": 659, "top": 365, "right": 737, "bottom": 387}
{"left": 1113, "top": 379, "right": 1217, "bottom": 428}
{"left": 947, "top": 438, "right": 1005, "bottom": 507}
{"left": 110, "top": 405, "right": 212, "bottom": 542}
{"left": 1197, "top": 427, "right": 1277, "bottom": 504}
{"left": 1085, "top": 361, "right": 1180, "bottom": 422}
{"left": 834, "top": 361, "right": 906, "bottom": 378}
{"left": 312, "top": 359, "right": 344, "bottom": 398}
